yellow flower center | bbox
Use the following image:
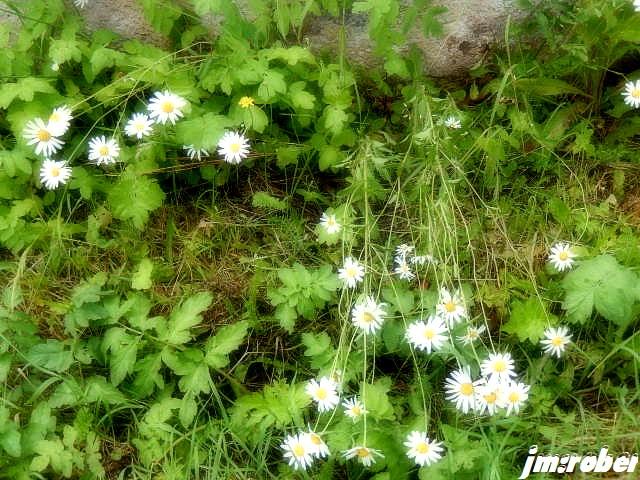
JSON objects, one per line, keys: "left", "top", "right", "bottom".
{"left": 135, "top": 121, "right": 146, "bottom": 131}
{"left": 356, "top": 448, "right": 370, "bottom": 458}
{"left": 460, "top": 383, "right": 473, "bottom": 396}
{"left": 50, "top": 166, "right": 60, "bottom": 178}
{"left": 37, "top": 129, "right": 51, "bottom": 142}
{"left": 508, "top": 392, "right": 520, "bottom": 403}
{"left": 444, "top": 301, "right": 456, "bottom": 313}
{"left": 484, "top": 392, "right": 497, "bottom": 404}
{"left": 230, "top": 142, "right": 241, "bottom": 153}
{"left": 493, "top": 359, "right": 506, "bottom": 372}
{"left": 362, "top": 312, "right": 374, "bottom": 324}
{"left": 346, "top": 267, "right": 357, "bottom": 278}
{"left": 161, "top": 100, "right": 175, "bottom": 113}
{"left": 316, "top": 387, "right": 327, "bottom": 400}
{"left": 327, "top": 216, "right": 336, "bottom": 226}
{"left": 352, "top": 405, "right": 361, "bottom": 415}
{"left": 293, "top": 443, "right": 305, "bottom": 457}
{"left": 416, "top": 442, "right": 429, "bottom": 454}
{"left": 239, "top": 96, "right": 255, "bottom": 108}
{"left": 551, "top": 336, "right": 564, "bottom": 347}
{"left": 423, "top": 327, "right": 435, "bottom": 340}
{"left": 468, "top": 330, "right": 478, "bottom": 339}
{"left": 99, "top": 146, "right": 109, "bottom": 156}
{"left": 632, "top": 88, "right": 640, "bottom": 99}
{"left": 558, "top": 251, "right": 569, "bottom": 261}
{"left": 310, "top": 434, "right": 322, "bottom": 445}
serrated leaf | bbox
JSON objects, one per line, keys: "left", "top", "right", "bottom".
{"left": 161, "top": 292, "right": 213, "bottom": 345}
{"left": 132, "top": 258, "right": 154, "bottom": 290}
{"left": 205, "top": 320, "right": 249, "bottom": 368}
{"left": 258, "top": 70, "right": 286, "bottom": 100}
{"left": 360, "top": 378, "right": 395, "bottom": 421}
{"left": 175, "top": 113, "right": 230, "bottom": 150}
{"left": 252, "top": 191, "right": 289, "bottom": 211}
{"left": 27, "top": 340, "right": 73, "bottom": 373}
{"left": 324, "top": 105, "right": 348, "bottom": 135}
{"left": 289, "top": 82, "right": 315, "bottom": 109}
{"left": 0, "top": 78, "right": 56, "bottom": 109}
{"left": 502, "top": 297, "right": 554, "bottom": 343}
{"left": 108, "top": 171, "right": 165, "bottom": 229}
{"left": 179, "top": 392, "right": 198, "bottom": 427}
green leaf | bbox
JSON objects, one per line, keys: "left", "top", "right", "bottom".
{"left": 275, "top": 304, "right": 297, "bottom": 332}
{"left": 179, "top": 392, "right": 198, "bottom": 427}
{"left": 102, "top": 327, "right": 140, "bottom": 386}
{"left": 108, "top": 171, "right": 165, "bottom": 229}
{"left": 0, "top": 428, "right": 21, "bottom": 457}
{"left": 205, "top": 320, "right": 249, "bottom": 368}
{"left": 27, "top": 340, "right": 73, "bottom": 372}
{"left": 562, "top": 255, "right": 639, "bottom": 326}
{"left": 49, "top": 38, "right": 82, "bottom": 65}
{"left": 324, "top": 105, "right": 348, "bottom": 135}
{"left": 139, "top": 0, "right": 182, "bottom": 35}
{"left": 191, "top": 0, "right": 222, "bottom": 15}
{"left": 178, "top": 363, "right": 211, "bottom": 394}
{"left": 302, "top": 332, "right": 335, "bottom": 370}
{"left": 85, "top": 376, "right": 128, "bottom": 405}
{"left": 514, "top": 78, "right": 586, "bottom": 97}
{"left": 252, "top": 191, "right": 289, "bottom": 211}
{"left": 161, "top": 292, "right": 213, "bottom": 345}
{"left": 289, "top": 82, "right": 315, "bottom": 110}
{"left": 132, "top": 258, "right": 154, "bottom": 290}
{"left": 360, "top": 378, "right": 395, "bottom": 421}
{"left": 0, "top": 78, "right": 56, "bottom": 109}
{"left": 175, "top": 113, "right": 230, "bottom": 150}
{"left": 318, "top": 145, "right": 344, "bottom": 171}
{"left": 258, "top": 70, "right": 287, "bottom": 100}
{"left": 89, "top": 47, "right": 124, "bottom": 77}
{"left": 502, "top": 297, "right": 554, "bottom": 343}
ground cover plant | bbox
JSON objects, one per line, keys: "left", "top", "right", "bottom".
{"left": 0, "top": 0, "right": 640, "bottom": 478}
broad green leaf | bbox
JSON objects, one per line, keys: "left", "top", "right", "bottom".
{"left": 258, "top": 70, "right": 286, "bottom": 100}
{"left": 515, "top": 78, "right": 586, "bottom": 97}
{"left": 179, "top": 392, "right": 198, "bottom": 428}
{"left": 205, "top": 320, "right": 249, "bottom": 368}
{"left": 175, "top": 113, "right": 230, "bottom": 150}
{"left": 324, "top": 105, "right": 348, "bottom": 135}
{"left": 289, "top": 82, "right": 315, "bottom": 110}
{"left": 132, "top": 258, "right": 154, "bottom": 290}
{"left": 191, "top": 0, "right": 222, "bottom": 15}
{"left": 562, "top": 255, "right": 639, "bottom": 326}
{"left": 0, "top": 428, "right": 21, "bottom": 457}
{"left": 84, "top": 376, "right": 128, "bottom": 405}
{"left": 108, "top": 171, "right": 165, "bottom": 229}
{"left": 178, "top": 363, "right": 211, "bottom": 394}
{"left": 139, "top": 0, "right": 182, "bottom": 35}
{"left": 27, "top": 340, "right": 73, "bottom": 373}
{"left": 302, "top": 332, "right": 335, "bottom": 370}
{"left": 161, "top": 292, "right": 213, "bottom": 345}
{"left": 360, "top": 378, "right": 395, "bottom": 421}
{"left": 102, "top": 328, "right": 140, "bottom": 386}
{"left": 502, "top": 297, "right": 554, "bottom": 343}
{"left": 0, "top": 78, "right": 56, "bottom": 109}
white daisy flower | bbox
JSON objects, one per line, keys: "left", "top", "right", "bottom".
{"left": 457, "top": 324, "right": 486, "bottom": 345}
{"left": 51, "top": 62, "right": 60, "bottom": 72}
{"left": 540, "top": 326, "right": 572, "bottom": 358}
{"left": 444, "top": 116, "right": 461, "bottom": 129}
{"left": 183, "top": 145, "right": 209, "bottom": 160}
{"left": 338, "top": 257, "right": 364, "bottom": 288}
{"left": 411, "top": 254, "right": 438, "bottom": 266}
{"left": 39, "top": 159, "right": 72, "bottom": 190}
{"left": 393, "top": 261, "right": 415, "bottom": 280}
{"left": 47, "top": 106, "right": 72, "bottom": 137}
{"left": 406, "top": 315, "right": 449, "bottom": 353}
{"left": 147, "top": 90, "right": 187, "bottom": 125}
{"left": 480, "top": 352, "right": 516, "bottom": 383}
{"left": 343, "top": 446, "right": 383, "bottom": 467}
{"left": 504, "top": 381, "right": 530, "bottom": 416}
{"left": 444, "top": 366, "right": 481, "bottom": 414}
{"left": 320, "top": 212, "right": 341, "bottom": 235}
{"left": 395, "top": 244, "right": 415, "bottom": 258}
{"left": 548, "top": 242, "right": 576, "bottom": 272}
{"left": 88, "top": 136, "right": 120, "bottom": 166}
{"left": 475, "top": 378, "right": 507, "bottom": 415}
{"left": 305, "top": 431, "right": 330, "bottom": 459}
{"left": 342, "top": 397, "right": 367, "bottom": 421}
{"left": 217, "top": 131, "right": 250, "bottom": 164}
{"left": 436, "top": 288, "right": 467, "bottom": 325}
{"left": 74, "top": 0, "right": 88, "bottom": 7}
{"left": 124, "top": 113, "right": 154, "bottom": 139}
{"left": 351, "top": 296, "right": 386, "bottom": 335}
{"left": 23, "top": 118, "right": 64, "bottom": 157}
{"left": 281, "top": 433, "right": 314, "bottom": 471}
{"left": 404, "top": 431, "right": 444, "bottom": 467}
{"left": 622, "top": 79, "right": 640, "bottom": 109}
{"left": 305, "top": 377, "right": 339, "bottom": 413}
{"left": 635, "top": 0, "right": 640, "bottom": 12}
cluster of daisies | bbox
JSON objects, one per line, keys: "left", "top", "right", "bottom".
{"left": 23, "top": 91, "right": 252, "bottom": 191}
{"left": 282, "top": 221, "right": 581, "bottom": 471}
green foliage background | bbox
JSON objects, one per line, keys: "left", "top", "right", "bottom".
{"left": 0, "top": 0, "right": 639, "bottom": 478}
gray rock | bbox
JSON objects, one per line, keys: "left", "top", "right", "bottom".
{"left": 0, "top": 0, "right": 531, "bottom": 77}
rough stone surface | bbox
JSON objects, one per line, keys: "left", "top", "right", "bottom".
{"left": 0, "top": 0, "right": 530, "bottom": 77}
